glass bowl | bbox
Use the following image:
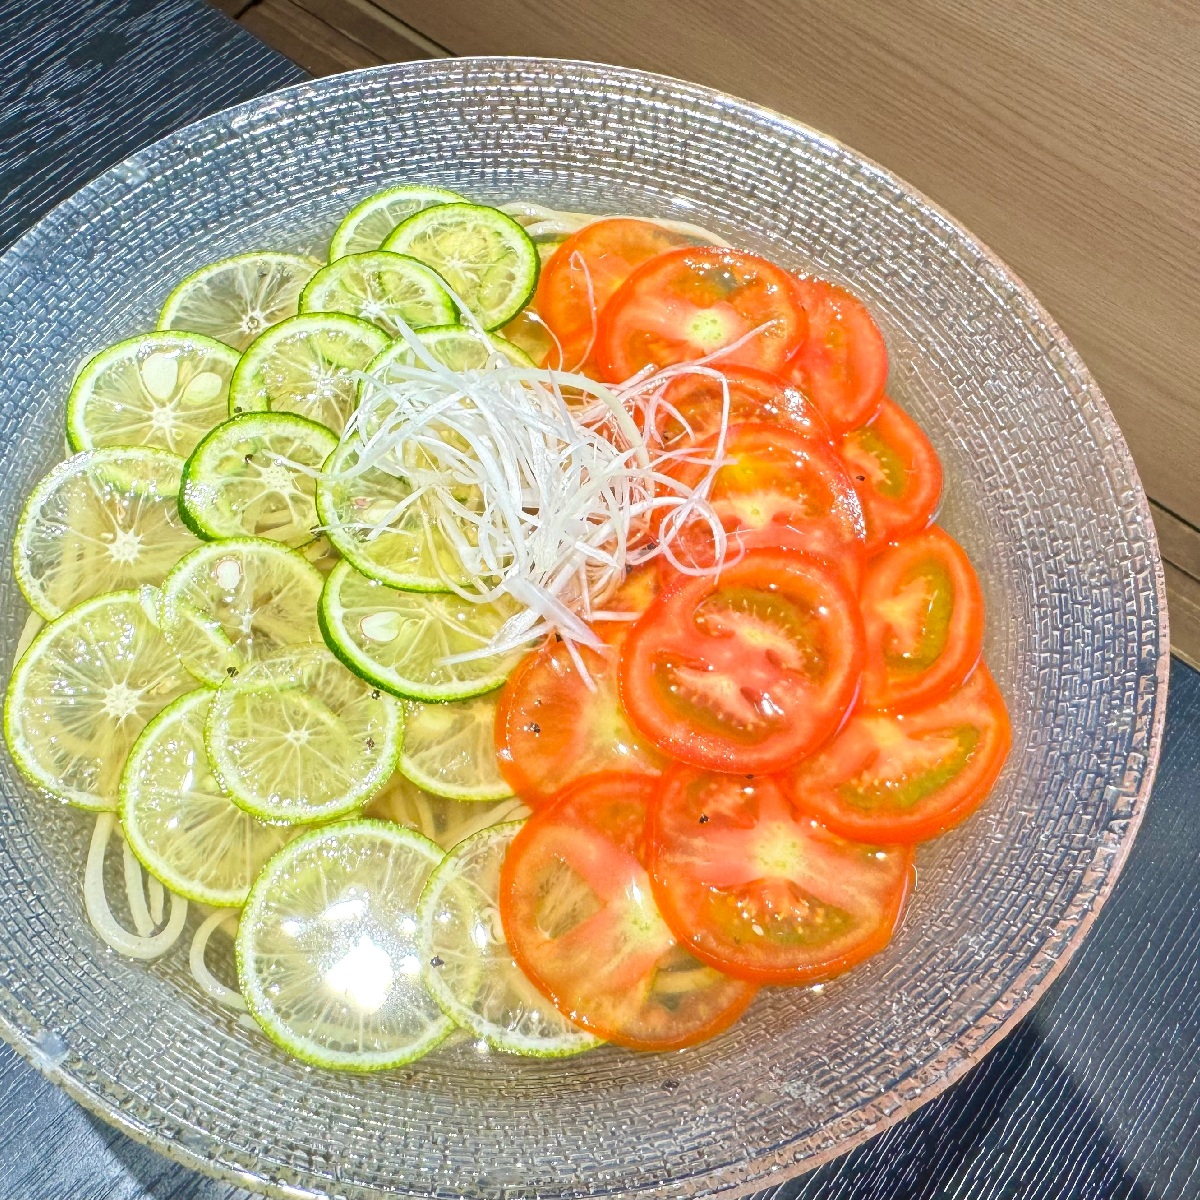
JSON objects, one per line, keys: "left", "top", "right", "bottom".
{"left": 0, "top": 57, "right": 1167, "bottom": 1199}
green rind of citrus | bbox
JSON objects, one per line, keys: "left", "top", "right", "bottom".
{"left": 178, "top": 411, "right": 337, "bottom": 546}
{"left": 236, "top": 819, "right": 452, "bottom": 1070}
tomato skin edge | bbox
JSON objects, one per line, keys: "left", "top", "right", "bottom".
{"left": 645, "top": 770, "right": 915, "bottom": 986}
{"left": 497, "top": 771, "right": 759, "bottom": 1050}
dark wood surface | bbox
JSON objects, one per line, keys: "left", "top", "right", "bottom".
{"left": 0, "top": 2, "right": 1197, "bottom": 1197}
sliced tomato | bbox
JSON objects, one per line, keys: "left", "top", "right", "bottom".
{"left": 660, "top": 421, "right": 866, "bottom": 563}
{"left": 786, "top": 277, "right": 887, "bottom": 432}
{"left": 603, "top": 561, "right": 662, "bottom": 617}
{"left": 495, "top": 626, "right": 666, "bottom": 806}
{"left": 783, "top": 663, "right": 1011, "bottom": 843}
{"left": 535, "top": 218, "right": 703, "bottom": 371}
{"left": 500, "top": 772, "right": 758, "bottom": 1049}
{"left": 620, "top": 547, "right": 864, "bottom": 773}
{"left": 656, "top": 523, "right": 864, "bottom": 597}
{"left": 840, "top": 398, "right": 943, "bottom": 553}
{"left": 647, "top": 769, "right": 912, "bottom": 984}
{"left": 859, "top": 527, "right": 984, "bottom": 710}
{"left": 596, "top": 248, "right": 808, "bottom": 382}
{"left": 646, "top": 366, "right": 829, "bottom": 449}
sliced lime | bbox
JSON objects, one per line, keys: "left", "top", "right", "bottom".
{"left": 14, "top": 448, "right": 199, "bottom": 620}
{"left": 329, "top": 185, "right": 468, "bottom": 260}
{"left": 179, "top": 412, "right": 337, "bottom": 546}
{"left": 364, "top": 324, "right": 533, "bottom": 387}
{"left": 498, "top": 309, "right": 556, "bottom": 367}
{"left": 228, "top": 313, "right": 389, "bottom": 433}
{"left": 418, "top": 822, "right": 601, "bottom": 1056}
{"left": 157, "top": 251, "right": 320, "bottom": 352}
{"left": 314, "top": 435, "right": 480, "bottom": 592}
{"left": 205, "top": 645, "right": 402, "bottom": 824}
{"left": 383, "top": 204, "right": 538, "bottom": 330}
{"left": 367, "top": 771, "right": 529, "bottom": 852}
{"left": 4, "top": 590, "right": 194, "bottom": 809}
{"left": 319, "top": 560, "right": 520, "bottom": 701}
{"left": 237, "top": 819, "right": 452, "bottom": 1070}
{"left": 120, "top": 689, "right": 295, "bottom": 905}
{"left": 301, "top": 251, "right": 456, "bottom": 337}
{"left": 399, "top": 692, "right": 513, "bottom": 802}
{"left": 66, "top": 332, "right": 238, "bottom": 456}
{"left": 158, "top": 537, "right": 323, "bottom": 685}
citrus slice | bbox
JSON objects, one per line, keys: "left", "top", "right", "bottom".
{"left": 364, "top": 324, "right": 533, "bottom": 386}
{"left": 228, "top": 313, "right": 389, "bottom": 433}
{"left": 4, "top": 590, "right": 194, "bottom": 809}
{"left": 314, "top": 436, "right": 480, "bottom": 592}
{"left": 66, "top": 332, "right": 239, "bottom": 456}
{"left": 179, "top": 412, "right": 337, "bottom": 546}
{"left": 318, "top": 559, "right": 520, "bottom": 701}
{"left": 157, "top": 251, "right": 320, "bottom": 352}
{"left": 119, "top": 689, "right": 295, "bottom": 905}
{"left": 15, "top": 448, "right": 199, "bottom": 620}
{"left": 383, "top": 204, "right": 538, "bottom": 330}
{"left": 236, "top": 819, "right": 452, "bottom": 1070}
{"left": 417, "top": 822, "right": 601, "bottom": 1056}
{"left": 205, "top": 645, "right": 402, "bottom": 824}
{"left": 329, "top": 185, "right": 467, "bottom": 260}
{"left": 158, "top": 537, "right": 323, "bottom": 685}
{"left": 399, "top": 692, "right": 513, "bottom": 802}
{"left": 367, "top": 772, "right": 529, "bottom": 851}
{"left": 300, "top": 251, "right": 456, "bottom": 337}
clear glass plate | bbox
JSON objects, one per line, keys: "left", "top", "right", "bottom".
{"left": 0, "top": 58, "right": 1167, "bottom": 1200}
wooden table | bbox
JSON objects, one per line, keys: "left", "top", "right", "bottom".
{"left": 1, "top": 2, "right": 1198, "bottom": 1198}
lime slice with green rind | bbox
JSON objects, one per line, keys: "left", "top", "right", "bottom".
{"left": 364, "top": 324, "right": 533, "bottom": 384}
{"left": 367, "top": 771, "right": 529, "bottom": 851}
{"left": 236, "top": 819, "right": 452, "bottom": 1070}
{"left": 383, "top": 204, "right": 538, "bottom": 330}
{"left": 314, "top": 436, "right": 481, "bottom": 593}
{"left": 417, "top": 821, "right": 602, "bottom": 1057}
{"left": 120, "top": 688, "right": 295, "bottom": 905}
{"left": 329, "top": 185, "right": 467, "bottom": 261}
{"left": 229, "top": 312, "right": 389, "bottom": 433}
{"left": 205, "top": 645, "right": 403, "bottom": 824}
{"left": 4, "top": 590, "right": 195, "bottom": 810}
{"left": 157, "top": 251, "right": 320, "bottom": 352}
{"left": 15, "top": 448, "right": 200, "bottom": 620}
{"left": 318, "top": 559, "right": 520, "bottom": 702}
{"left": 179, "top": 412, "right": 337, "bottom": 547}
{"left": 300, "top": 251, "right": 456, "bottom": 337}
{"left": 66, "top": 332, "right": 239, "bottom": 456}
{"left": 158, "top": 537, "right": 324, "bottom": 685}
{"left": 399, "top": 692, "right": 513, "bottom": 802}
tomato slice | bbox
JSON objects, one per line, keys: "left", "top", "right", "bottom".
{"left": 661, "top": 421, "right": 866, "bottom": 563}
{"left": 604, "top": 561, "right": 662, "bottom": 617}
{"left": 495, "top": 626, "right": 666, "bottom": 806}
{"left": 535, "top": 218, "right": 703, "bottom": 371}
{"left": 620, "top": 547, "right": 865, "bottom": 772}
{"left": 645, "top": 366, "right": 829, "bottom": 449}
{"left": 840, "top": 398, "right": 943, "bottom": 553}
{"left": 647, "top": 769, "right": 912, "bottom": 984}
{"left": 783, "top": 663, "right": 1011, "bottom": 843}
{"left": 500, "top": 772, "right": 758, "bottom": 1049}
{"left": 596, "top": 248, "right": 808, "bottom": 382}
{"left": 786, "top": 277, "right": 887, "bottom": 432}
{"left": 859, "top": 527, "right": 984, "bottom": 710}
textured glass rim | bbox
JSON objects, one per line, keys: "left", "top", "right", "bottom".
{"left": 0, "top": 56, "right": 1169, "bottom": 1199}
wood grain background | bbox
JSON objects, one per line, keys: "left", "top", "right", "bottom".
{"left": 214, "top": 0, "right": 1200, "bottom": 661}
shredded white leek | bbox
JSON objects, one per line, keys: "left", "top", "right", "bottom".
{"left": 85, "top": 813, "right": 187, "bottom": 959}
